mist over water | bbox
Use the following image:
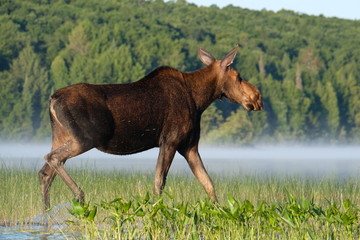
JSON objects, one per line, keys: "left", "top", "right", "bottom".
{"left": 0, "top": 143, "right": 359, "bottom": 177}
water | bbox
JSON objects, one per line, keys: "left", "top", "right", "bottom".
{"left": 0, "top": 143, "right": 359, "bottom": 239}
{"left": 0, "top": 202, "right": 78, "bottom": 240}
{"left": 0, "top": 226, "right": 68, "bottom": 240}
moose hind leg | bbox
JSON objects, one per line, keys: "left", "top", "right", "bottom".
{"left": 39, "top": 163, "right": 57, "bottom": 211}
{"left": 44, "top": 141, "right": 86, "bottom": 204}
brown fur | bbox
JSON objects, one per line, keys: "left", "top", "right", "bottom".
{"left": 39, "top": 46, "right": 263, "bottom": 211}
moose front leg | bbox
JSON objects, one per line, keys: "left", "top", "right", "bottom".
{"left": 154, "top": 144, "right": 176, "bottom": 195}
{"left": 181, "top": 146, "right": 218, "bottom": 202}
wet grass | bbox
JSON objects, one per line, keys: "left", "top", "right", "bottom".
{"left": 0, "top": 163, "right": 359, "bottom": 239}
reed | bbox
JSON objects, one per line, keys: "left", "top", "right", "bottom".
{"left": 0, "top": 164, "right": 359, "bottom": 239}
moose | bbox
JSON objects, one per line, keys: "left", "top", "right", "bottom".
{"left": 39, "top": 46, "right": 263, "bottom": 211}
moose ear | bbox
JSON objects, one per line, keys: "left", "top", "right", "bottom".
{"left": 220, "top": 45, "right": 238, "bottom": 68}
{"left": 198, "top": 47, "right": 216, "bottom": 66}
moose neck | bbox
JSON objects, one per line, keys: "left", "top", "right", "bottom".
{"left": 183, "top": 64, "right": 222, "bottom": 112}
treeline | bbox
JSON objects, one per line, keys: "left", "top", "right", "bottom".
{"left": 0, "top": 0, "right": 359, "bottom": 144}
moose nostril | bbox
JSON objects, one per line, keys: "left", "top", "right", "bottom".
{"left": 251, "top": 101, "right": 263, "bottom": 111}
{"left": 246, "top": 104, "right": 254, "bottom": 111}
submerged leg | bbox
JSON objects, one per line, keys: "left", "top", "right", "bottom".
{"left": 180, "top": 145, "right": 218, "bottom": 202}
{"left": 154, "top": 144, "right": 176, "bottom": 195}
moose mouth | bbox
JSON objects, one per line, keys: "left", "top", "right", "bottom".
{"left": 245, "top": 102, "right": 263, "bottom": 112}
{"left": 245, "top": 104, "right": 255, "bottom": 111}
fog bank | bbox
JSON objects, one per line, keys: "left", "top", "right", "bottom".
{"left": 0, "top": 143, "right": 359, "bottom": 177}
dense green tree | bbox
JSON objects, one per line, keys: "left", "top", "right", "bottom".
{"left": 207, "top": 108, "right": 255, "bottom": 145}
{"left": 0, "top": 16, "right": 25, "bottom": 71}
{"left": 201, "top": 103, "right": 223, "bottom": 138}
{"left": 50, "top": 55, "right": 70, "bottom": 89}
{"left": 346, "top": 74, "right": 360, "bottom": 141}
{"left": 0, "top": 0, "right": 359, "bottom": 144}
{"left": 2, "top": 45, "right": 49, "bottom": 139}
{"left": 315, "top": 81, "right": 340, "bottom": 139}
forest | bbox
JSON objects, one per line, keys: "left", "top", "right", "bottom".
{"left": 0, "top": 0, "right": 359, "bottom": 144}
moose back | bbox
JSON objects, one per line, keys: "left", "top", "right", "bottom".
{"left": 39, "top": 46, "right": 263, "bottom": 211}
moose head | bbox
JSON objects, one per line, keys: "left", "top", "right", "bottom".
{"left": 198, "top": 46, "right": 263, "bottom": 112}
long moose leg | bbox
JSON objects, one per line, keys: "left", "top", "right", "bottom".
{"left": 44, "top": 141, "right": 87, "bottom": 206}
{"left": 181, "top": 146, "right": 218, "bottom": 202}
{"left": 39, "top": 142, "right": 68, "bottom": 211}
{"left": 38, "top": 163, "right": 57, "bottom": 211}
{"left": 154, "top": 144, "right": 176, "bottom": 195}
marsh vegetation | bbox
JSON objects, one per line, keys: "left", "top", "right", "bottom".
{"left": 1, "top": 163, "right": 359, "bottom": 239}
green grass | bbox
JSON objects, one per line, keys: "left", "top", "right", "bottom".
{"left": 0, "top": 163, "right": 359, "bottom": 239}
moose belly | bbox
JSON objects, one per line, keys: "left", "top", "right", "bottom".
{"left": 96, "top": 125, "right": 160, "bottom": 155}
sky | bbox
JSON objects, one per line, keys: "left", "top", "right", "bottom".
{"left": 185, "top": 0, "right": 359, "bottom": 20}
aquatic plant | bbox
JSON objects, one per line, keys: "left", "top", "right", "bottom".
{"left": 68, "top": 192, "right": 359, "bottom": 239}
{"left": 1, "top": 167, "right": 359, "bottom": 239}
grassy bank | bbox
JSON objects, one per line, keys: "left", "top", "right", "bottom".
{"left": 0, "top": 164, "right": 359, "bottom": 239}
